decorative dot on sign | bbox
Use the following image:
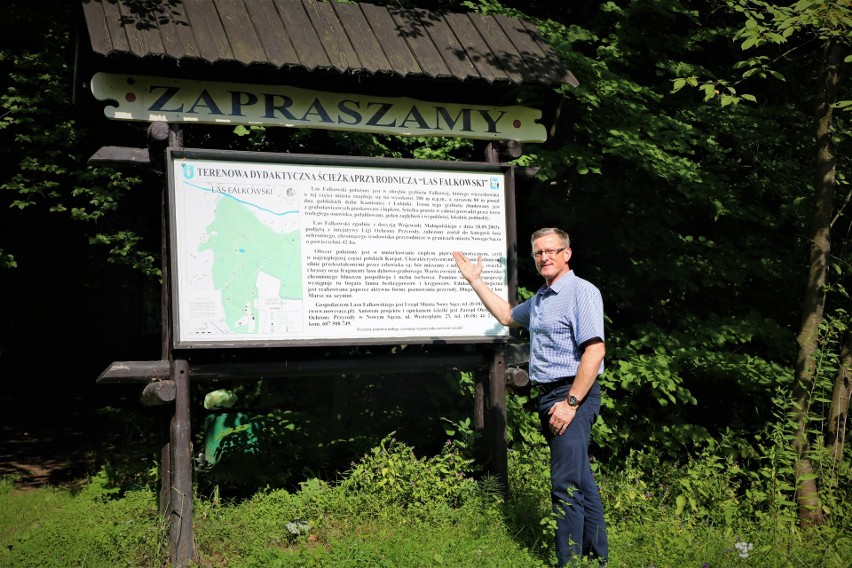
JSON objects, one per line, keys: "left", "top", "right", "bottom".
{"left": 513, "top": 119, "right": 522, "bottom": 128}
{"left": 126, "top": 92, "right": 137, "bottom": 102}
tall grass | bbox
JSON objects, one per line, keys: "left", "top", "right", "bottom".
{"left": 1, "top": 437, "right": 850, "bottom": 567}
{"left": 0, "top": 473, "right": 163, "bottom": 567}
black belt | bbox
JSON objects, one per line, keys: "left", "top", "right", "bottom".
{"left": 534, "top": 376, "right": 574, "bottom": 395}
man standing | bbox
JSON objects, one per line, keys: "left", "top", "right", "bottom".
{"left": 452, "top": 227, "right": 608, "bottom": 565}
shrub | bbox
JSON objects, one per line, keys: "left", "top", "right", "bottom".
{"left": 340, "top": 434, "right": 479, "bottom": 516}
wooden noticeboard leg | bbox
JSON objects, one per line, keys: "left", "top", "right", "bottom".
{"left": 163, "top": 124, "right": 194, "bottom": 566}
{"left": 488, "top": 348, "right": 508, "bottom": 497}
{"left": 481, "top": 141, "right": 510, "bottom": 496}
{"left": 158, "top": 122, "right": 174, "bottom": 519}
{"left": 169, "top": 358, "right": 194, "bottom": 567}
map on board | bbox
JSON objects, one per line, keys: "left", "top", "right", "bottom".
{"left": 169, "top": 151, "right": 512, "bottom": 348}
{"left": 173, "top": 160, "right": 305, "bottom": 340}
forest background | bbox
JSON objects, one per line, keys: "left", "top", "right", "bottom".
{"left": 0, "top": 0, "right": 850, "bottom": 566}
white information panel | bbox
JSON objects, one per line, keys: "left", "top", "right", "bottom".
{"left": 167, "top": 149, "right": 512, "bottom": 348}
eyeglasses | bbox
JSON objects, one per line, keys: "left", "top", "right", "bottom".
{"left": 531, "top": 247, "right": 566, "bottom": 259}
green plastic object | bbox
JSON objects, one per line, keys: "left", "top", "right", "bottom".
{"left": 203, "top": 412, "right": 259, "bottom": 467}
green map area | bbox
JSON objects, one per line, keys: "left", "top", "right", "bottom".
{"left": 199, "top": 197, "right": 302, "bottom": 333}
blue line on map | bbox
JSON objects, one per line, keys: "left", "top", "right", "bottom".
{"left": 185, "top": 181, "right": 299, "bottom": 216}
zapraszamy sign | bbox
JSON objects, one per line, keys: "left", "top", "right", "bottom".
{"left": 167, "top": 149, "right": 513, "bottom": 348}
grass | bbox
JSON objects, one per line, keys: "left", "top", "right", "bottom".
{"left": 0, "top": 476, "right": 163, "bottom": 567}
{"left": 195, "top": 491, "right": 544, "bottom": 567}
{"left": 0, "top": 444, "right": 850, "bottom": 567}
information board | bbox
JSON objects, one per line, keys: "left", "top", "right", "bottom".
{"left": 167, "top": 149, "right": 514, "bottom": 348}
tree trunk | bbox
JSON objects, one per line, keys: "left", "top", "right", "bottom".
{"left": 828, "top": 331, "right": 851, "bottom": 466}
{"left": 791, "top": 37, "right": 843, "bottom": 526}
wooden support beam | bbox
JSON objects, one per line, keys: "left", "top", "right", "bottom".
{"left": 141, "top": 380, "right": 176, "bottom": 406}
{"left": 97, "top": 353, "right": 490, "bottom": 384}
{"left": 505, "top": 367, "right": 529, "bottom": 389}
{"left": 502, "top": 341, "right": 529, "bottom": 366}
{"left": 188, "top": 352, "right": 490, "bottom": 380}
{"left": 495, "top": 140, "right": 523, "bottom": 160}
{"left": 169, "top": 359, "right": 194, "bottom": 567}
{"left": 87, "top": 123, "right": 171, "bottom": 170}
{"left": 516, "top": 166, "right": 540, "bottom": 180}
{"left": 488, "top": 349, "right": 508, "bottom": 497}
{"left": 474, "top": 378, "right": 485, "bottom": 433}
{"left": 97, "top": 360, "right": 170, "bottom": 384}
{"left": 88, "top": 146, "right": 151, "bottom": 168}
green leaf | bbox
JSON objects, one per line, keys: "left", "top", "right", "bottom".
{"left": 741, "top": 36, "right": 758, "bottom": 50}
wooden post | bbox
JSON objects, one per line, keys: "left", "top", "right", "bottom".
{"left": 155, "top": 122, "right": 174, "bottom": 518}
{"left": 473, "top": 380, "right": 485, "bottom": 432}
{"left": 489, "top": 349, "right": 508, "bottom": 496}
{"left": 159, "top": 123, "right": 194, "bottom": 565}
{"left": 483, "top": 141, "right": 509, "bottom": 493}
{"left": 169, "top": 358, "right": 194, "bottom": 567}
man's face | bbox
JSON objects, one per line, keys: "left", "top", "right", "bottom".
{"left": 532, "top": 234, "right": 571, "bottom": 285}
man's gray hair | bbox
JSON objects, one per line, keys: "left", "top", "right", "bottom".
{"left": 530, "top": 227, "right": 570, "bottom": 248}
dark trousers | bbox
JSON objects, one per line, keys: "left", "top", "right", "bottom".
{"left": 539, "top": 381, "right": 608, "bottom": 565}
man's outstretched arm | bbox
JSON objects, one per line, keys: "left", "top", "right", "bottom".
{"left": 452, "top": 251, "right": 518, "bottom": 327}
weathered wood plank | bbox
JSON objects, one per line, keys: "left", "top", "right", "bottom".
{"left": 274, "top": 0, "right": 331, "bottom": 70}
{"left": 213, "top": 0, "right": 267, "bottom": 64}
{"left": 330, "top": 3, "right": 390, "bottom": 73}
{"left": 516, "top": 18, "right": 579, "bottom": 87}
{"left": 360, "top": 2, "right": 420, "bottom": 77}
{"left": 80, "top": 0, "right": 573, "bottom": 88}
{"left": 97, "top": 360, "right": 170, "bottom": 384}
{"left": 99, "top": 0, "right": 131, "bottom": 55}
{"left": 115, "top": 0, "right": 159, "bottom": 58}
{"left": 96, "top": 353, "right": 490, "bottom": 385}
{"left": 444, "top": 13, "right": 500, "bottom": 84}
{"left": 246, "top": 0, "right": 300, "bottom": 68}
{"left": 468, "top": 12, "right": 525, "bottom": 84}
{"left": 187, "top": 352, "right": 490, "bottom": 380}
{"left": 183, "top": 0, "right": 233, "bottom": 63}
{"left": 80, "top": 1, "right": 114, "bottom": 56}
{"left": 305, "top": 0, "right": 361, "bottom": 73}
{"left": 427, "top": 14, "right": 481, "bottom": 82}
{"left": 88, "top": 146, "right": 152, "bottom": 169}
{"left": 157, "top": 4, "right": 199, "bottom": 60}
{"left": 389, "top": 7, "right": 451, "bottom": 79}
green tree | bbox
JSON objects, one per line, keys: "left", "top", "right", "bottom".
{"left": 678, "top": 0, "right": 851, "bottom": 525}
{"left": 0, "top": 0, "right": 158, "bottom": 278}
{"left": 484, "top": 0, "right": 814, "bottom": 453}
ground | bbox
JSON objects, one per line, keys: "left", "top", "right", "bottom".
{"left": 0, "top": 417, "right": 92, "bottom": 488}
{"left": 0, "top": 367, "right": 151, "bottom": 489}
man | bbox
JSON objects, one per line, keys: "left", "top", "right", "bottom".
{"left": 452, "top": 227, "right": 608, "bottom": 565}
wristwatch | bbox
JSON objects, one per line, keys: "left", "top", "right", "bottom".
{"left": 567, "top": 394, "right": 580, "bottom": 408}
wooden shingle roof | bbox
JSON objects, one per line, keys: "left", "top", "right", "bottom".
{"left": 79, "top": 0, "right": 577, "bottom": 89}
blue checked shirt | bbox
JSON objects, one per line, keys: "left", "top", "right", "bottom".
{"left": 511, "top": 271, "right": 605, "bottom": 384}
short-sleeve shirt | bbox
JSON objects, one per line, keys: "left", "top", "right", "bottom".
{"left": 511, "top": 270, "right": 605, "bottom": 384}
